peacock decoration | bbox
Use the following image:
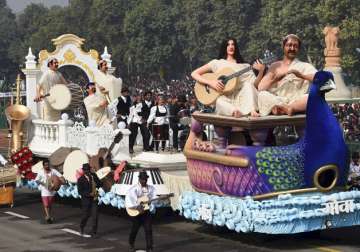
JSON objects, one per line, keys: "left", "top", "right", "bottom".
{"left": 187, "top": 71, "right": 349, "bottom": 197}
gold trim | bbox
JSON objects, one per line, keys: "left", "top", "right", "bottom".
{"left": 313, "top": 165, "right": 338, "bottom": 192}
{"left": 58, "top": 59, "right": 95, "bottom": 81}
{"left": 52, "top": 34, "right": 85, "bottom": 47}
{"left": 190, "top": 183, "right": 321, "bottom": 200}
{"left": 63, "top": 49, "right": 76, "bottom": 63}
{"left": 39, "top": 50, "right": 49, "bottom": 63}
{"left": 88, "top": 49, "right": 99, "bottom": 61}
{"left": 183, "top": 131, "right": 249, "bottom": 167}
{"left": 38, "top": 34, "right": 99, "bottom": 65}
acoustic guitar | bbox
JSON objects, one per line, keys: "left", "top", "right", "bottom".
{"left": 89, "top": 131, "right": 123, "bottom": 171}
{"left": 194, "top": 53, "right": 276, "bottom": 105}
{"left": 126, "top": 193, "right": 174, "bottom": 217}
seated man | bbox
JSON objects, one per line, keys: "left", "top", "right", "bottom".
{"left": 257, "top": 34, "right": 317, "bottom": 116}
{"left": 84, "top": 82, "right": 109, "bottom": 127}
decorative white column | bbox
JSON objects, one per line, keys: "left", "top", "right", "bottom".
{"left": 101, "top": 46, "right": 115, "bottom": 74}
{"left": 85, "top": 126, "right": 99, "bottom": 156}
{"left": 22, "top": 47, "right": 41, "bottom": 118}
{"left": 112, "top": 128, "right": 131, "bottom": 162}
{"left": 58, "top": 113, "right": 73, "bottom": 146}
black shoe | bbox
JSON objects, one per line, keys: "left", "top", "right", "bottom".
{"left": 129, "top": 245, "right": 136, "bottom": 252}
{"left": 90, "top": 230, "right": 97, "bottom": 238}
{"left": 45, "top": 217, "right": 52, "bottom": 224}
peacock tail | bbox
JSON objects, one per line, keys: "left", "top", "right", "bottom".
{"left": 255, "top": 141, "right": 306, "bottom": 191}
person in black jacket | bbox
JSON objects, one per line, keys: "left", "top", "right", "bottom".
{"left": 136, "top": 91, "right": 154, "bottom": 151}
{"left": 169, "top": 95, "right": 188, "bottom": 151}
{"left": 116, "top": 87, "right": 132, "bottom": 128}
{"left": 77, "top": 163, "right": 102, "bottom": 238}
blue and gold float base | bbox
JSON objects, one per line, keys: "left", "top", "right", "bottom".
{"left": 179, "top": 190, "right": 360, "bottom": 234}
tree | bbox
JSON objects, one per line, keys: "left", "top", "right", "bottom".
{"left": 0, "top": 0, "right": 19, "bottom": 82}
{"left": 124, "top": 0, "right": 184, "bottom": 79}
{"left": 247, "top": 0, "right": 322, "bottom": 67}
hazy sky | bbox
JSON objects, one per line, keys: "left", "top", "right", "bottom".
{"left": 7, "top": 0, "right": 69, "bottom": 13}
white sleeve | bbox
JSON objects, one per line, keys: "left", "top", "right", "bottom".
{"left": 148, "top": 185, "right": 156, "bottom": 200}
{"left": 147, "top": 106, "right": 156, "bottom": 124}
{"left": 52, "top": 169, "right": 63, "bottom": 177}
{"left": 125, "top": 187, "right": 138, "bottom": 208}
{"left": 128, "top": 106, "right": 134, "bottom": 124}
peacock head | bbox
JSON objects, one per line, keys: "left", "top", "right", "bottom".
{"left": 313, "top": 70, "right": 336, "bottom": 93}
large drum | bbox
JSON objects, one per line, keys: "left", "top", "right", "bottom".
{"left": 47, "top": 83, "right": 84, "bottom": 111}
{"left": 63, "top": 150, "right": 89, "bottom": 183}
{"left": 67, "top": 83, "right": 84, "bottom": 110}
{"left": 152, "top": 124, "right": 169, "bottom": 141}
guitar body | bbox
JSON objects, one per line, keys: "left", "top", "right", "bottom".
{"left": 126, "top": 195, "right": 150, "bottom": 217}
{"left": 126, "top": 193, "right": 174, "bottom": 217}
{"left": 194, "top": 67, "right": 238, "bottom": 105}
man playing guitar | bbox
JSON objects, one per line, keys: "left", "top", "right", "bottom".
{"left": 125, "top": 171, "right": 155, "bottom": 252}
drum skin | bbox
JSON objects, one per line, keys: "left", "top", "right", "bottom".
{"left": 48, "top": 84, "right": 71, "bottom": 110}
{"left": 47, "top": 83, "right": 84, "bottom": 111}
{"left": 63, "top": 150, "right": 89, "bottom": 183}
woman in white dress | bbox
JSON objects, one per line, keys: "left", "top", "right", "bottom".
{"left": 191, "top": 37, "right": 265, "bottom": 117}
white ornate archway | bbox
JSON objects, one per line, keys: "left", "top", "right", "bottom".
{"left": 23, "top": 34, "right": 115, "bottom": 118}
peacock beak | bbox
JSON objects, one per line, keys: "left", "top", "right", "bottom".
{"left": 320, "top": 79, "right": 336, "bottom": 92}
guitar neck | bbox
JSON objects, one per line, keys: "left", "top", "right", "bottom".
{"left": 224, "top": 66, "right": 252, "bottom": 83}
{"left": 104, "top": 143, "right": 116, "bottom": 159}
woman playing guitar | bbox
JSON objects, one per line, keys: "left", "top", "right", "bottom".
{"left": 191, "top": 37, "right": 265, "bottom": 117}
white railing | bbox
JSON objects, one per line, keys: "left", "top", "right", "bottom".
{"left": 29, "top": 114, "right": 131, "bottom": 162}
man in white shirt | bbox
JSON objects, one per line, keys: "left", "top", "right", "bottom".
{"left": 125, "top": 171, "right": 155, "bottom": 252}
{"left": 95, "top": 60, "right": 122, "bottom": 102}
{"left": 35, "top": 58, "right": 68, "bottom": 121}
{"left": 257, "top": 34, "right": 317, "bottom": 116}
{"left": 128, "top": 94, "right": 152, "bottom": 153}
{"left": 35, "top": 160, "right": 64, "bottom": 223}
{"left": 83, "top": 82, "right": 109, "bottom": 127}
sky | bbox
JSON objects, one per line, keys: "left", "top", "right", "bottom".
{"left": 7, "top": 0, "right": 69, "bottom": 13}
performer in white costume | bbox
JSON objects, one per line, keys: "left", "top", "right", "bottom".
{"left": 191, "top": 37, "right": 265, "bottom": 117}
{"left": 84, "top": 82, "right": 109, "bottom": 127}
{"left": 95, "top": 60, "right": 122, "bottom": 102}
{"left": 35, "top": 58, "right": 68, "bottom": 121}
{"left": 257, "top": 34, "right": 317, "bottom": 116}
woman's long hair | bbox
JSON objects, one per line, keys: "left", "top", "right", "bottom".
{"left": 217, "top": 37, "right": 245, "bottom": 63}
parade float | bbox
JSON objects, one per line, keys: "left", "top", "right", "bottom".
{"left": 178, "top": 26, "right": 360, "bottom": 234}
{"left": 2, "top": 34, "right": 179, "bottom": 210}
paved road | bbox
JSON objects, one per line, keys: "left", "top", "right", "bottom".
{"left": 0, "top": 188, "right": 360, "bottom": 252}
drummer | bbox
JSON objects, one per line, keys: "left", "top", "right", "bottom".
{"left": 35, "top": 57, "right": 68, "bottom": 121}
{"left": 35, "top": 160, "right": 64, "bottom": 224}
{"left": 147, "top": 95, "right": 169, "bottom": 152}
{"left": 169, "top": 94, "right": 188, "bottom": 151}
{"left": 83, "top": 82, "right": 110, "bottom": 127}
